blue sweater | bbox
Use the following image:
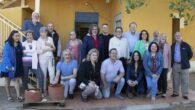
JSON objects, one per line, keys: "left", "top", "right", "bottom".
{"left": 143, "top": 51, "right": 163, "bottom": 77}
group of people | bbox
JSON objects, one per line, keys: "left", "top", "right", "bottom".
{"left": 0, "top": 12, "right": 193, "bottom": 103}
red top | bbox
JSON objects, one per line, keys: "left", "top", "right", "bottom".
{"left": 92, "top": 36, "right": 99, "bottom": 49}
{"left": 152, "top": 56, "right": 156, "bottom": 74}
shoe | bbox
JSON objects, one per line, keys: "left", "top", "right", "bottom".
{"left": 127, "top": 93, "right": 134, "bottom": 99}
{"left": 17, "top": 96, "right": 24, "bottom": 102}
{"left": 161, "top": 94, "right": 166, "bottom": 98}
{"left": 81, "top": 95, "right": 87, "bottom": 102}
{"left": 171, "top": 94, "right": 179, "bottom": 97}
{"left": 183, "top": 96, "right": 189, "bottom": 100}
{"left": 115, "top": 94, "right": 124, "bottom": 100}
{"left": 7, "top": 96, "right": 14, "bottom": 102}
{"left": 68, "top": 93, "right": 74, "bottom": 99}
{"left": 156, "top": 92, "right": 161, "bottom": 96}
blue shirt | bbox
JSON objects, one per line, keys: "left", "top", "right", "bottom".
{"left": 101, "top": 58, "right": 124, "bottom": 82}
{"left": 56, "top": 60, "right": 78, "bottom": 76}
{"left": 174, "top": 43, "right": 181, "bottom": 62}
{"left": 22, "top": 20, "right": 43, "bottom": 40}
{"left": 123, "top": 31, "right": 139, "bottom": 53}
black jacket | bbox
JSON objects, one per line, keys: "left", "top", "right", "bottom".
{"left": 171, "top": 41, "right": 193, "bottom": 69}
{"left": 77, "top": 61, "right": 101, "bottom": 85}
{"left": 48, "top": 30, "right": 60, "bottom": 57}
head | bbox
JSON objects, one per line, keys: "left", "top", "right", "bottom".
{"left": 131, "top": 51, "right": 142, "bottom": 63}
{"left": 89, "top": 24, "right": 99, "bottom": 36}
{"left": 87, "top": 48, "right": 99, "bottom": 62}
{"left": 153, "top": 30, "right": 160, "bottom": 40}
{"left": 39, "top": 27, "right": 48, "bottom": 38}
{"left": 148, "top": 42, "right": 159, "bottom": 53}
{"left": 139, "top": 30, "right": 149, "bottom": 41}
{"left": 129, "top": 21, "right": 137, "bottom": 33}
{"left": 174, "top": 32, "right": 182, "bottom": 43}
{"left": 25, "top": 30, "right": 34, "bottom": 42}
{"left": 102, "top": 23, "right": 109, "bottom": 34}
{"left": 47, "top": 23, "right": 54, "bottom": 33}
{"left": 109, "top": 48, "right": 118, "bottom": 61}
{"left": 159, "top": 33, "right": 167, "bottom": 44}
{"left": 61, "top": 49, "right": 72, "bottom": 62}
{"left": 31, "top": 12, "right": 40, "bottom": 24}
{"left": 115, "top": 27, "right": 123, "bottom": 38}
{"left": 6, "top": 30, "right": 20, "bottom": 47}
{"left": 69, "top": 31, "right": 76, "bottom": 40}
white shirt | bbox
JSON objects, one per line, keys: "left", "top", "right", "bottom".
{"left": 37, "top": 37, "right": 54, "bottom": 57}
{"left": 109, "top": 36, "right": 129, "bottom": 59}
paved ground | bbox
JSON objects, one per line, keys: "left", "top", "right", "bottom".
{"left": 0, "top": 73, "right": 195, "bottom": 110}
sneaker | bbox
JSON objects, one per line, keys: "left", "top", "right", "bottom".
{"left": 183, "top": 96, "right": 189, "bottom": 100}
{"left": 161, "top": 94, "right": 166, "bottom": 98}
{"left": 171, "top": 94, "right": 179, "bottom": 97}
{"left": 17, "top": 96, "right": 24, "bottom": 102}
{"left": 115, "top": 94, "right": 124, "bottom": 100}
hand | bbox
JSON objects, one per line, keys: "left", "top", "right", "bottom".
{"left": 90, "top": 81, "right": 96, "bottom": 85}
{"left": 152, "top": 74, "right": 158, "bottom": 80}
{"left": 113, "top": 76, "right": 120, "bottom": 83}
{"left": 45, "top": 41, "right": 52, "bottom": 47}
{"left": 128, "top": 80, "right": 134, "bottom": 87}
{"left": 133, "top": 81, "right": 138, "bottom": 85}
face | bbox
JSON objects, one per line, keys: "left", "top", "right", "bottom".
{"left": 63, "top": 52, "right": 71, "bottom": 61}
{"left": 32, "top": 16, "right": 39, "bottom": 24}
{"left": 151, "top": 43, "right": 158, "bottom": 53}
{"left": 175, "top": 32, "right": 182, "bottom": 42}
{"left": 129, "top": 23, "right": 137, "bottom": 33}
{"left": 13, "top": 33, "right": 20, "bottom": 42}
{"left": 70, "top": 32, "right": 76, "bottom": 40}
{"left": 40, "top": 31, "right": 47, "bottom": 37}
{"left": 90, "top": 52, "right": 98, "bottom": 62}
{"left": 102, "top": 25, "right": 108, "bottom": 34}
{"left": 133, "top": 52, "right": 139, "bottom": 61}
{"left": 47, "top": 24, "right": 54, "bottom": 32}
{"left": 91, "top": 26, "right": 98, "bottom": 36}
{"left": 160, "top": 36, "right": 166, "bottom": 44}
{"left": 26, "top": 33, "right": 33, "bottom": 42}
{"left": 109, "top": 49, "right": 117, "bottom": 60}
{"left": 141, "top": 31, "right": 147, "bottom": 41}
{"left": 153, "top": 31, "right": 159, "bottom": 40}
{"left": 115, "top": 28, "right": 122, "bottom": 38}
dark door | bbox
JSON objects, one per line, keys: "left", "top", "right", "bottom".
{"left": 75, "top": 12, "right": 99, "bottom": 40}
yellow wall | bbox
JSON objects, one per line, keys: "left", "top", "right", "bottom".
{"left": 0, "top": 7, "right": 23, "bottom": 26}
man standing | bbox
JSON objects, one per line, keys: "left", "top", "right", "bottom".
{"left": 101, "top": 48, "right": 125, "bottom": 100}
{"left": 22, "top": 12, "right": 43, "bottom": 40}
{"left": 47, "top": 23, "right": 62, "bottom": 61}
{"left": 123, "top": 22, "right": 139, "bottom": 56}
{"left": 99, "top": 24, "right": 113, "bottom": 59}
{"left": 171, "top": 32, "right": 193, "bottom": 100}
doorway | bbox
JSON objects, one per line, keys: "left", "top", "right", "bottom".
{"left": 75, "top": 12, "right": 99, "bottom": 40}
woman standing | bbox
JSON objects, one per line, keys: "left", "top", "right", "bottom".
{"left": 157, "top": 33, "right": 171, "bottom": 98}
{"left": 22, "top": 30, "right": 44, "bottom": 92}
{"left": 77, "top": 48, "right": 102, "bottom": 102}
{"left": 134, "top": 30, "right": 150, "bottom": 58}
{"left": 37, "top": 27, "right": 56, "bottom": 93}
{"left": 0, "top": 30, "right": 23, "bottom": 102}
{"left": 53, "top": 49, "right": 78, "bottom": 99}
{"left": 66, "top": 31, "right": 82, "bottom": 64}
{"left": 143, "top": 42, "right": 163, "bottom": 102}
{"left": 126, "top": 51, "right": 145, "bottom": 98}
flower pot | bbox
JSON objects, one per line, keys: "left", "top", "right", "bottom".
{"left": 24, "top": 89, "right": 42, "bottom": 103}
{"left": 48, "top": 84, "right": 64, "bottom": 101}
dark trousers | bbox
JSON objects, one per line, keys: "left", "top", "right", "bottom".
{"left": 119, "top": 57, "right": 127, "bottom": 94}
{"left": 158, "top": 68, "right": 168, "bottom": 94}
{"left": 22, "top": 64, "right": 44, "bottom": 92}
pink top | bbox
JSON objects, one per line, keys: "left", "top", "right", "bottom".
{"left": 69, "top": 41, "right": 79, "bottom": 60}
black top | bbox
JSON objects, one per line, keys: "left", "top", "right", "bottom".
{"left": 48, "top": 30, "right": 59, "bottom": 57}
{"left": 99, "top": 33, "right": 113, "bottom": 59}
{"left": 15, "top": 44, "right": 24, "bottom": 77}
{"left": 77, "top": 61, "right": 101, "bottom": 85}
{"left": 171, "top": 41, "right": 193, "bottom": 69}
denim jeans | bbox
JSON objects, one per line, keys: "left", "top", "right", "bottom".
{"left": 22, "top": 64, "right": 44, "bottom": 92}
{"left": 60, "top": 78, "right": 76, "bottom": 98}
{"left": 146, "top": 76, "right": 158, "bottom": 97}
{"left": 102, "top": 77, "right": 125, "bottom": 98}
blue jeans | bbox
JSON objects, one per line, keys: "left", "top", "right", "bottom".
{"left": 146, "top": 76, "right": 158, "bottom": 97}
{"left": 102, "top": 77, "right": 125, "bottom": 98}
{"left": 22, "top": 64, "right": 44, "bottom": 92}
{"left": 61, "top": 78, "right": 76, "bottom": 98}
